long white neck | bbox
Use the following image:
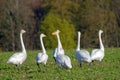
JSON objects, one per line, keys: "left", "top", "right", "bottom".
{"left": 40, "top": 36, "right": 46, "bottom": 53}
{"left": 56, "top": 33, "right": 62, "bottom": 53}
{"left": 76, "top": 32, "right": 81, "bottom": 51}
{"left": 99, "top": 32, "right": 104, "bottom": 51}
{"left": 20, "top": 33, "right": 26, "bottom": 53}
{"left": 56, "top": 33, "right": 62, "bottom": 49}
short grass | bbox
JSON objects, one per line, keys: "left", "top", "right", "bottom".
{"left": 0, "top": 48, "right": 120, "bottom": 80}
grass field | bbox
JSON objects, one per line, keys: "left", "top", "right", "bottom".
{"left": 0, "top": 48, "right": 120, "bottom": 80}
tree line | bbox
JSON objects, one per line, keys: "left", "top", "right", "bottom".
{"left": 0, "top": 0, "right": 120, "bottom": 51}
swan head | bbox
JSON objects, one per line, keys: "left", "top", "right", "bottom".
{"left": 78, "top": 31, "right": 81, "bottom": 36}
{"left": 99, "top": 30, "right": 103, "bottom": 34}
{"left": 40, "top": 33, "right": 46, "bottom": 38}
{"left": 21, "top": 29, "right": 26, "bottom": 34}
{"left": 52, "top": 30, "right": 60, "bottom": 35}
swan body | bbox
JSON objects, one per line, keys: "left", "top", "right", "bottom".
{"left": 76, "top": 50, "right": 91, "bottom": 63}
{"left": 56, "top": 54, "right": 72, "bottom": 68}
{"left": 53, "top": 30, "right": 64, "bottom": 58}
{"left": 36, "top": 52, "right": 48, "bottom": 65}
{"left": 53, "top": 48, "right": 64, "bottom": 58}
{"left": 36, "top": 33, "right": 48, "bottom": 67}
{"left": 7, "top": 29, "right": 26, "bottom": 66}
{"left": 91, "top": 30, "right": 104, "bottom": 61}
{"left": 52, "top": 30, "right": 72, "bottom": 69}
{"left": 76, "top": 31, "right": 91, "bottom": 66}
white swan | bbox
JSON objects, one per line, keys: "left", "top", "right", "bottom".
{"left": 91, "top": 30, "right": 104, "bottom": 61}
{"left": 36, "top": 33, "right": 48, "bottom": 68}
{"left": 53, "top": 31, "right": 64, "bottom": 58}
{"left": 7, "top": 29, "right": 27, "bottom": 67}
{"left": 76, "top": 31, "right": 91, "bottom": 67}
{"left": 53, "top": 48, "right": 64, "bottom": 63}
{"left": 52, "top": 29, "right": 64, "bottom": 62}
{"left": 52, "top": 30, "right": 72, "bottom": 69}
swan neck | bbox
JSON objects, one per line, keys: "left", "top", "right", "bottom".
{"left": 40, "top": 36, "right": 46, "bottom": 53}
{"left": 99, "top": 32, "right": 104, "bottom": 51}
{"left": 20, "top": 33, "right": 26, "bottom": 53}
{"left": 57, "top": 33, "right": 62, "bottom": 49}
{"left": 76, "top": 33, "right": 80, "bottom": 51}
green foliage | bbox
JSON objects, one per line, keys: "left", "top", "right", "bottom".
{"left": 1, "top": 0, "right": 120, "bottom": 51}
{"left": 40, "top": 13, "right": 76, "bottom": 49}
{"left": 76, "top": 0, "right": 120, "bottom": 48}
{"left": 0, "top": 48, "right": 120, "bottom": 79}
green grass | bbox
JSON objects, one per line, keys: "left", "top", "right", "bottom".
{"left": 0, "top": 48, "right": 120, "bottom": 80}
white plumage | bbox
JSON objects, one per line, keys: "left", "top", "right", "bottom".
{"left": 7, "top": 29, "right": 27, "bottom": 66}
{"left": 36, "top": 33, "right": 48, "bottom": 68}
{"left": 52, "top": 30, "right": 72, "bottom": 69}
{"left": 76, "top": 31, "right": 91, "bottom": 67}
{"left": 53, "top": 30, "right": 64, "bottom": 58}
{"left": 55, "top": 54, "right": 72, "bottom": 68}
{"left": 91, "top": 30, "right": 104, "bottom": 61}
{"left": 53, "top": 48, "right": 64, "bottom": 58}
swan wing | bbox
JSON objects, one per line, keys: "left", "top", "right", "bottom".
{"left": 63, "top": 55, "right": 72, "bottom": 68}
{"left": 76, "top": 50, "right": 91, "bottom": 62}
{"left": 7, "top": 52, "right": 26, "bottom": 65}
{"left": 59, "top": 48, "right": 64, "bottom": 55}
{"left": 36, "top": 53, "right": 48, "bottom": 64}
{"left": 53, "top": 48, "right": 57, "bottom": 58}
{"left": 36, "top": 53, "right": 42, "bottom": 61}
{"left": 53, "top": 48, "right": 64, "bottom": 58}
{"left": 56, "top": 54, "right": 72, "bottom": 69}
{"left": 91, "top": 49, "right": 99, "bottom": 56}
{"left": 91, "top": 49, "right": 104, "bottom": 61}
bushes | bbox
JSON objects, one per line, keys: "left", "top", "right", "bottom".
{"left": 40, "top": 13, "right": 76, "bottom": 49}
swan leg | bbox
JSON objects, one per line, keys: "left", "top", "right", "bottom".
{"left": 42, "top": 64, "right": 47, "bottom": 73}
{"left": 15, "top": 64, "right": 21, "bottom": 72}
{"left": 89, "top": 60, "right": 94, "bottom": 66}
{"left": 53, "top": 57, "right": 56, "bottom": 63}
{"left": 37, "top": 63, "right": 40, "bottom": 68}
{"left": 44, "top": 64, "right": 47, "bottom": 70}
{"left": 98, "top": 60, "right": 102, "bottom": 66}
{"left": 90, "top": 60, "right": 94, "bottom": 65}
{"left": 37, "top": 63, "right": 41, "bottom": 72}
{"left": 80, "top": 62, "right": 82, "bottom": 67}
{"left": 89, "top": 62, "right": 93, "bottom": 66}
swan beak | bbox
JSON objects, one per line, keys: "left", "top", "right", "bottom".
{"left": 22, "top": 29, "right": 26, "bottom": 33}
{"left": 52, "top": 30, "right": 60, "bottom": 35}
{"left": 52, "top": 32, "right": 56, "bottom": 35}
{"left": 24, "top": 30, "right": 26, "bottom": 33}
{"left": 101, "top": 30, "right": 103, "bottom": 33}
{"left": 100, "top": 30, "right": 103, "bottom": 33}
{"left": 43, "top": 34, "right": 46, "bottom": 37}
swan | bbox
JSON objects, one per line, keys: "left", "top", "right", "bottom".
{"left": 76, "top": 31, "right": 91, "bottom": 67}
{"left": 36, "top": 33, "right": 48, "bottom": 68}
{"left": 52, "top": 30, "right": 72, "bottom": 69}
{"left": 91, "top": 30, "right": 104, "bottom": 61}
{"left": 52, "top": 43, "right": 64, "bottom": 62}
{"left": 53, "top": 32, "right": 64, "bottom": 58}
{"left": 7, "top": 29, "right": 27, "bottom": 67}
{"left": 52, "top": 29, "right": 64, "bottom": 62}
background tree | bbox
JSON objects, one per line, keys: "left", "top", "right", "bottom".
{"left": 0, "top": 0, "right": 120, "bottom": 51}
{"left": 0, "top": 0, "right": 35, "bottom": 51}
{"left": 40, "top": 12, "right": 76, "bottom": 49}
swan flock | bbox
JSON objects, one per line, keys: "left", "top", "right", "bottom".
{"left": 7, "top": 29, "right": 104, "bottom": 69}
